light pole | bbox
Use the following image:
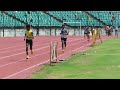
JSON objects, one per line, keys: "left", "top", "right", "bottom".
{"left": 37, "top": 11, "right": 39, "bottom": 36}
{"left": 25, "top": 12, "right": 27, "bottom": 24}
{"left": 29, "top": 11, "right": 32, "bottom": 28}
{"left": 3, "top": 13, "right": 4, "bottom": 37}
{"left": 50, "top": 15, "right": 51, "bottom": 36}
{"left": 87, "top": 14, "right": 89, "bottom": 27}
{"left": 14, "top": 21, "right": 16, "bottom": 37}
{"left": 35, "top": 11, "right": 39, "bottom": 36}
{"left": 50, "top": 16, "right": 51, "bottom": 36}
{"left": 77, "top": 12, "right": 81, "bottom": 35}
{"left": 78, "top": 11, "right": 82, "bottom": 35}
{"left": 14, "top": 11, "right": 17, "bottom": 37}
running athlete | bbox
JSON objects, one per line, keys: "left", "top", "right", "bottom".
{"left": 84, "top": 27, "right": 90, "bottom": 41}
{"left": 90, "top": 26, "right": 94, "bottom": 36}
{"left": 24, "top": 25, "right": 34, "bottom": 59}
{"left": 91, "top": 27, "right": 97, "bottom": 47}
{"left": 96, "top": 27, "right": 102, "bottom": 43}
{"left": 108, "top": 25, "right": 112, "bottom": 37}
{"left": 110, "top": 25, "right": 113, "bottom": 36}
{"left": 60, "top": 23, "right": 68, "bottom": 53}
{"left": 104, "top": 25, "right": 108, "bottom": 36}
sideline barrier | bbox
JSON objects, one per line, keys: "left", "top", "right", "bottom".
{"left": 50, "top": 41, "right": 58, "bottom": 65}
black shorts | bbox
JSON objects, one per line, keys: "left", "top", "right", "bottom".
{"left": 61, "top": 38, "right": 67, "bottom": 42}
{"left": 26, "top": 39, "right": 33, "bottom": 47}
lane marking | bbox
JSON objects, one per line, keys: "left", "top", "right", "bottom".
{"left": 0, "top": 38, "right": 85, "bottom": 68}
{"left": 3, "top": 36, "right": 108, "bottom": 79}
{"left": 2, "top": 38, "right": 92, "bottom": 79}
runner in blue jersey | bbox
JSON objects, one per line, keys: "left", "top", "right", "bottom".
{"left": 60, "top": 23, "right": 68, "bottom": 53}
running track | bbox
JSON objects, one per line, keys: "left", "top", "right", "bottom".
{"left": 0, "top": 36, "right": 116, "bottom": 79}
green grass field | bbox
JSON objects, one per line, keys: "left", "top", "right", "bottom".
{"left": 31, "top": 38, "right": 120, "bottom": 79}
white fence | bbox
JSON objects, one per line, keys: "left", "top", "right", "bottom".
{"left": 0, "top": 28, "right": 118, "bottom": 37}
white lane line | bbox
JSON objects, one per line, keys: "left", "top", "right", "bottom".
{"left": 0, "top": 37, "right": 78, "bottom": 53}
{"left": 2, "top": 39, "right": 92, "bottom": 79}
{"left": 0, "top": 36, "right": 78, "bottom": 51}
{"left": 0, "top": 43, "right": 49, "bottom": 54}
{"left": 0, "top": 45, "right": 49, "bottom": 60}
{"left": 2, "top": 60, "right": 50, "bottom": 79}
{"left": 0, "top": 39, "right": 80, "bottom": 59}
{"left": 0, "top": 38, "right": 84, "bottom": 68}
{"left": 0, "top": 42, "right": 25, "bottom": 46}
{"left": 2, "top": 37, "right": 109, "bottom": 79}
{"left": 0, "top": 38, "right": 59, "bottom": 51}
{"left": 0, "top": 38, "right": 83, "bottom": 60}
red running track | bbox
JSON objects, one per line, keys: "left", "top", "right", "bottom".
{"left": 0, "top": 35, "right": 116, "bottom": 79}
